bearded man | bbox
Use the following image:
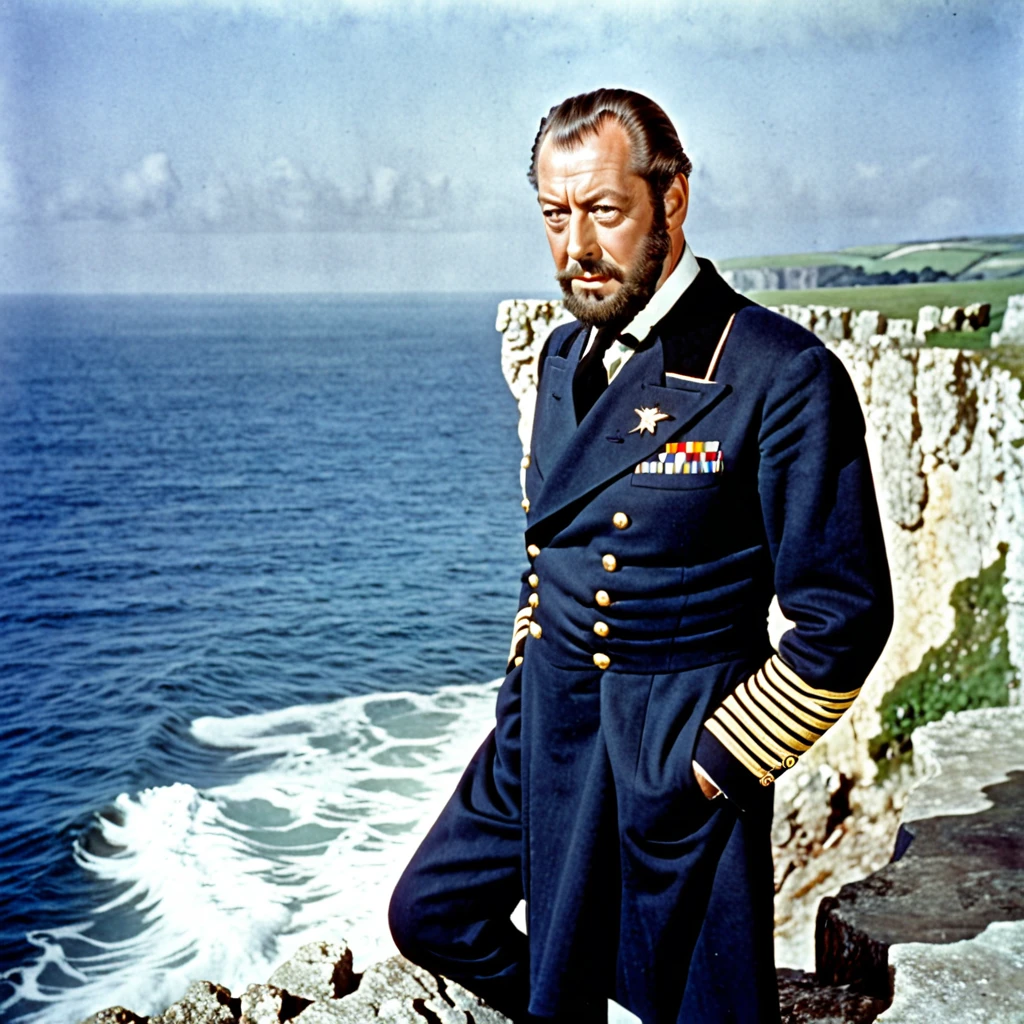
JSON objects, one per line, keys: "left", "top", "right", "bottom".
{"left": 390, "top": 89, "right": 893, "bottom": 1024}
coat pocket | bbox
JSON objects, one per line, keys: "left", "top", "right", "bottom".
{"left": 631, "top": 471, "right": 723, "bottom": 490}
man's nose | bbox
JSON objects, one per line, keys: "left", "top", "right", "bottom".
{"left": 567, "top": 212, "right": 600, "bottom": 264}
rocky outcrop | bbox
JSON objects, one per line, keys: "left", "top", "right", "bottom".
{"left": 814, "top": 706, "right": 1024, "bottom": 1022}
{"left": 993, "top": 294, "right": 1024, "bottom": 346}
{"left": 80, "top": 945, "right": 512, "bottom": 1024}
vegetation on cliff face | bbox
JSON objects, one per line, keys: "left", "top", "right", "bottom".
{"left": 870, "top": 545, "right": 1019, "bottom": 777}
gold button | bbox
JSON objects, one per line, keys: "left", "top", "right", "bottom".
{"left": 528, "top": 593, "right": 540, "bottom": 608}
{"left": 521, "top": 498, "right": 530, "bottom": 512}
{"left": 760, "top": 774, "right": 775, "bottom": 787}
{"left": 529, "top": 621, "right": 542, "bottom": 639}
{"left": 602, "top": 553, "right": 618, "bottom": 572}
{"left": 528, "top": 574, "right": 539, "bottom": 588}
{"left": 612, "top": 512, "right": 630, "bottom": 529}
{"left": 593, "top": 621, "right": 609, "bottom": 637}
{"left": 593, "top": 652, "right": 611, "bottom": 670}
{"left": 527, "top": 544, "right": 541, "bottom": 558}
{"left": 595, "top": 590, "right": 611, "bottom": 607}
{"left": 521, "top": 455, "right": 531, "bottom": 469}
{"left": 514, "top": 656, "right": 524, "bottom": 667}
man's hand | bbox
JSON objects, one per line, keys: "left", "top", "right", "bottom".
{"left": 693, "top": 760, "right": 722, "bottom": 800}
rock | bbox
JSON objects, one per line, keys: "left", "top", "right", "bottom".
{"left": 852, "top": 309, "right": 887, "bottom": 344}
{"left": 816, "top": 708, "right": 1024, "bottom": 997}
{"left": 915, "top": 305, "right": 941, "bottom": 341}
{"left": 240, "top": 982, "right": 312, "bottom": 1023}
{"left": 939, "top": 305, "right": 965, "bottom": 331}
{"left": 79, "top": 1009, "right": 148, "bottom": 1024}
{"left": 150, "top": 981, "right": 239, "bottom": 1024}
{"left": 964, "top": 302, "right": 991, "bottom": 330}
{"left": 777, "top": 968, "right": 888, "bottom": 1023}
{"left": 993, "top": 294, "right": 1024, "bottom": 346}
{"left": 329, "top": 956, "right": 510, "bottom": 1024}
{"left": 268, "top": 940, "right": 355, "bottom": 1004}
{"left": 876, "top": 920, "right": 1024, "bottom": 1023}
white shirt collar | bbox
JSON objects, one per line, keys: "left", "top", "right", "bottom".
{"left": 621, "top": 241, "right": 700, "bottom": 343}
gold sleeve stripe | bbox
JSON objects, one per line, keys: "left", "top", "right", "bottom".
{"left": 763, "top": 658, "right": 856, "bottom": 712}
{"left": 742, "top": 676, "right": 823, "bottom": 744}
{"left": 733, "top": 687, "right": 812, "bottom": 756}
{"left": 753, "top": 670, "right": 836, "bottom": 731}
{"left": 715, "top": 706, "right": 781, "bottom": 771}
{"left": 724, "top": 691, "right": 807, "bottom": 761}
{"left": 705, "top": 717, "right": 773, "bottom": 780}
{"left": 770, "top": 655, "right": 861, "bottom": 703}
{"left": 761, "top": 665, "right": 846, "bottom": 720}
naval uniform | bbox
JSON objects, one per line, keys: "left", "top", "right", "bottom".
{"left": 390, "top": 253, "right": 894, "bottom": 1024}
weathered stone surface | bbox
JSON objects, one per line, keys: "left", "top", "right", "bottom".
{"left": 150, "top": 980, "right": 238, "bottom": 1024}
{"left": 240, "top": 982, "right": 312, "bottom": 1023}
{"left": 993, "top": 294, "right": 1024, "bottom": 346}
{"left": 80, "top": 1008, "right": 148, "bottom": 1024}
{"left": 292, "top": 956, "right": 512, "bottom": 1024}
{"left": 876, "top": 920, "right": 1024, "bottom": 1023}
{"left": 777, "top": 968, "right": 887, "bottom": 1023}
{"left": 815, "top": 709, "right": 1024, "bottom": 998}
{"left": 268, "top": 941, "right": 354, "bottom": 1004}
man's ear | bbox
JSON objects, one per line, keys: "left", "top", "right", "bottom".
{"left": 663, "top": 173, "right": 689, "bottom": 231}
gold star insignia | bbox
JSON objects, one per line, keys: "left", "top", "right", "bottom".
{"left": 628, "top": 406, "right": 670, "bottom": 436}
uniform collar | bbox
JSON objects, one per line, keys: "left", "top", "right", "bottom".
{"left": 620, "top": 241, "right": 700, "bottom": 343}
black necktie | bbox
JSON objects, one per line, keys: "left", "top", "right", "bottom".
{"left": 573, "top": 328, "right": 637, "bottom": 423}
{"left": 573, "top": 327, "right": 616, "bottom": 423}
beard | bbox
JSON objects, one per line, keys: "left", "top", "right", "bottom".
{"left": 555, "top": 223, "right": 671, "bottom": 330}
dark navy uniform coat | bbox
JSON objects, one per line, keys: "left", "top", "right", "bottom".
{"left": 390, "top": 261, "right": 893, "bottom": 1024}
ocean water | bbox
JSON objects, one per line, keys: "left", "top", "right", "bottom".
{"left": 0, "top": 293, "right": 529, "bottom": 1023}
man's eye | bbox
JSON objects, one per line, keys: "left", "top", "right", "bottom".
{"left": 543, "top": 209, "right": 567, "bottom": 222}
{"left": 593, "top": 205, "right": 618, "bottom": 215}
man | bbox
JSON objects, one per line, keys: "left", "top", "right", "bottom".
{"left": 390, "top": 89, "right": 893, "bottom": 1024}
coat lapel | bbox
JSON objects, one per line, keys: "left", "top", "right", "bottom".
{"left": 528, "top": 335, "right": 728, "bottom": 529}
{"left": 530, "top": 326, "right": 588, "bottom": 481}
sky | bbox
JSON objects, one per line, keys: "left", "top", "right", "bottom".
{"left": 0, "top": 0, "right": 1021, "bottom": 293}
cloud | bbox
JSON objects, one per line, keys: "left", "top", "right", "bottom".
{"left": 26, "top": 151, "right": 462, "bottom": 232}
{"left": 42, "top": 152, "right": 182, "bottom": 223}
{"left": 689, "top": 146, "right": 1003, "bottom": 253}
{"left": 25, "top": 0, "right": 1003, "bottom": 45}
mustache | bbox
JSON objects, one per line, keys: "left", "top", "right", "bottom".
{"left": 554, "top": 259, "right": 625, "bottom": 284}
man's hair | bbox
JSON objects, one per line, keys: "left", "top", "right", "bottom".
{"left": 527, "top": 88, "right": 693, "bottom": 203}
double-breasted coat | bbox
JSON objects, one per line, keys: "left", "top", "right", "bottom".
{"left": 390, "top": 260, "right": 894, "bottom": 1024}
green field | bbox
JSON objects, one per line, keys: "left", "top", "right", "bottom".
{"left": 722, "top": 233, "right": 1024, "bottom": 281}
{"left": 877, "top": 247, "right": 988, "bottom": 276}
{"left": 748, "top": 277, "right": 1023, "bottom": 349}
{"left": 716, "top": 251, "right": 871, "bottom": 271}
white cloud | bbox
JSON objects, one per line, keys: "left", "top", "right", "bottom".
{"left": 42, "top": 152, "right": 182, "bottom": 223}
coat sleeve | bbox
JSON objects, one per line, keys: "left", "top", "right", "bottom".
{"left": 693, "top": 343, "right": 894, "bottom": 810}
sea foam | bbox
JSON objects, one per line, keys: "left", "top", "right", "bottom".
{"left": 3, "top": 681, "right": 500, "bottom": 1023}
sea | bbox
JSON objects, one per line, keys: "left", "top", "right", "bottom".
{"left": 0, "top": 293, "right": 532, "bottom": 1023}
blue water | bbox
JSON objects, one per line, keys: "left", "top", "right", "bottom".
{"left": 0, "top": 294, "right": 530, "bottom": 1022}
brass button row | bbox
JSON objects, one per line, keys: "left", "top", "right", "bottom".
{"left": 527, "top": 543, "right": 540, "bottom": 558}
{"left": 612, "top": 512, "right": 630, "bottom": 529}
{"left": 593, "top": 652, "right": 610, "bottom": 670}
{"left": 529, "top": 574, "right": 539, "bottom": 588}
{"left": 528, "top": 593, "right": 539, "bottom": 608}
{"left": 529, "top": 621, "right": 543, "bottom": 639}
{"left": 601, "top": 553, "right": 618, "bottom": 572}
{"left": 521, "top": 455, "right": 531, "bottom": 469}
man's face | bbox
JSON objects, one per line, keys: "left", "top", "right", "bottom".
{"left": 536, "top": 119, "right": 668, "bottom": 328}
